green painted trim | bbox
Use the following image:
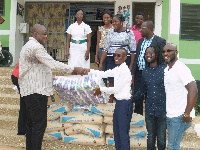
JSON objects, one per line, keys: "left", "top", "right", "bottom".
{"left": 0, "top": 35, "right": 9, "bottom": 47}
{"left": 181, "top": 0, "right": 200, "bottom": 4}
{"left": 0, "top": 0, "right": 11, "bottom": 30}
{"left": 161, "top": 0, "right": 169, "bottom": 39}
{"left": 179, "top": 41, "right": 200, "bottom": 59}
{"left": 185, "top": 64, "right": 200, "bottom": 80}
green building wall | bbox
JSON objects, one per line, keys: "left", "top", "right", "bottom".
{"left": 0, "top": 0, "right": 11, "bottom": 47}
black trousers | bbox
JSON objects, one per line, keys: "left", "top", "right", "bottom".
{"left": 134, "top": 70, "right": 144, "bottom": 116}
{"left": 23, "top": 93, "right": 48, "bottom": 150}
{"left": 11, "top": 75, "right": 27, "bottom": 134}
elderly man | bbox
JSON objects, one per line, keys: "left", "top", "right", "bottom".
{"left": 19, "top": 24, "right": 85, "bottom": 150}
{"left": 162, "top": 43, "right": 198, "bottom": 150}
{"left": 131, "top": 21, "right": 166, "bottom": 115}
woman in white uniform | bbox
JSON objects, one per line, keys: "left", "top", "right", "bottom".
{"left": 66, "top": 9, "right": 92, "bottom": 74}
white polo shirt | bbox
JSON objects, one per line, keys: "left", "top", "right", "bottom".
{"left": 164, "top": 60, "right": 195, "bottom": 118}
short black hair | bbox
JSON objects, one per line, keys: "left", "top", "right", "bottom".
{"left": 113, "top": 14, "right": 125, "bottom": 22}
{"left": 136, "top": 12, "right": 145, "bottom": 18}
{"left": 102, "top": 9, "right": 113, "bottom": 18}
{"left": 117, "top": 47, "right": 128, "bottom": 56}
{"left": 75, "top": 9, "right": 84, "bottom": 16}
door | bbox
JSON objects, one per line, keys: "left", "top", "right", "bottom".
{"left": 25, "top": 3, "right": 70, "bottom": 61}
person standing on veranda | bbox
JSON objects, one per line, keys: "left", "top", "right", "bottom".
{"left": 19, "top": 24, "right": 85, "bottom": 150}
{"left": 95, "top": 9, "right": 113, "bottom": 86}
{"left": 162, "top": 43, "right": 198, "bottom": 150}
{"left": 66, "top": 9, "right": 92, "bottom": 74}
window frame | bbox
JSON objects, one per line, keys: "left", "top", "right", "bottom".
{"left": 0, "top": 0, "right": 5, "bottom": 16}
{"left": 180, "top": 3, "right": 200, "bottom": 41}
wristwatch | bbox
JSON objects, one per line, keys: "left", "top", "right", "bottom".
{"left": 183, "top": 113, "right": 190, "bottom": 117}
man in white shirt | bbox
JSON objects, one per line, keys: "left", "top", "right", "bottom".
{"left": 19, "top": 24, "right": 85, "bottom": 150}
{"left": 88, "top": 48, "right": 133, "bottom": 150}
{"left": 162, "top": 43, "right": 198, "bottom": 150}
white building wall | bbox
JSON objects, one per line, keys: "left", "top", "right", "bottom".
{"left": 10, "top": 0, "right": 24, "bottom": 66}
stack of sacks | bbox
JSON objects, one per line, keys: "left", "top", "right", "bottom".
{"left": 104, "top": 112, "right": 147, "bottom": 148}
{"left": 43, "top": 103, "right": 73, "bottom": 140}
{"left": 53, "top": 75, "right": 109, "bottom": 106}
{"left": 61, "top": 109, "right": 106, "bottom": 145}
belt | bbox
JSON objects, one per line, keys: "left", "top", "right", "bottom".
{"left": 71, "top": 39, "right": 87, "bottom": 44}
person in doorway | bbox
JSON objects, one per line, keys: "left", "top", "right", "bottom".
{"left": 131, "top": 21, "right": 166, "bottom": 115}
{"left": 162, "top": 43, "right": 198, "bottom": 150}
{"left": 130, "top": 12, "right": 144, "bottom": 47}
{"left": 19, "top": 24, "right": 85, "bottom": 150}
{"left": 11, "top": 60, "right": 27, "bottom": 135}
{"left": 66, "top": 9, "right": 92, "bottom": 74}
{"left": 133, "top": 46, "right": 166, "bottom": 150}
{"left": 87, "top": 48, "right": 133, "bottom": 150}
{"left": 99, "top": 14, "right": 136, "bottom": 103}
{"left": 95, "top": 9, "right": 114, "bottom": 86}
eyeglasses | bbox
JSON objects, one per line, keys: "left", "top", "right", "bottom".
{"left": 113, "top": 54, "right": 125, "bottom": 58}
{"left": 162, "top": 49, "right": 177, "bottom": 53}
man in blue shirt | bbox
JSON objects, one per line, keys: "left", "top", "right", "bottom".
{"left": 133, "top": 46, "right": 166, "bottom": 150}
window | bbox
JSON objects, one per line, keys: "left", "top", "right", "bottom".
{"left": 180, "top": 4, "right": 200, "bottom": 41}
{"left": 0, "top": 0, "right": 5, "bottom": 16}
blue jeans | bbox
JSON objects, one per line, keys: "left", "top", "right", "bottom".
{"left": 166, "top": 115, "right": 191, "bottom": 150}
{"left": 145, "top": 114, "right": 166, "bottom": 150}
{"left": 113, "top": 99, "right": 133, "bottom": 150}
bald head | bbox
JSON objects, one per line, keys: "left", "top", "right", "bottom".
{"left": 32, "top": 24, "right": 46, "bottom": 35}
{"left": 164, "top": 43, "right": 177, "bottom": 50}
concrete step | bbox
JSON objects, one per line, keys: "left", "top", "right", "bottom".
{"left": 0, "top": 67, "right": 14, "bottom": 76}
{"left": 0, "top": 115, "right": 18, "bottom": 131}
{"left": 0, "top": 104, "right": 19, "bottom": 116}
{"left": 0, "top": 128, "right": 25, "bottom": 148}
{"left": 0, "top": 84, "right": 17, "bottom": 94}
{"left": 0, "top": 76, "right": 13, "bottom": 85}
{"left": 0, "top": 93, "right": 20, "bottom": 105}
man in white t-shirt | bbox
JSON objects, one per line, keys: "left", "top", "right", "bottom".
{"left": 162, "top": 43, "right": 198, "bottom": 150}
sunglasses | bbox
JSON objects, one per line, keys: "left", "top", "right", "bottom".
{"left": 162, "top": 49, "right": 177, "bottom": 53}
{"left": 113, "top": 54, "right": 125, "bottom": 58}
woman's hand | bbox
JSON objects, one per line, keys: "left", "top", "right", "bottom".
{"left": 95, "top": 54, "right": 99, "bottom": 64}
{"left": 66, "top": 51, "right": 70, "bottom": 59}
{"left": 85, "top": 51, "right": 89, "bottom": 61}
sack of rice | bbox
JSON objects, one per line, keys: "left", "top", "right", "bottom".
{"left": 62, "top": 133, "right": 106, "bottom": 145}
{"left": 103, "top": 116, "right": 113, "bottom": 124}
{"left": 105, "top": 124, "right": 147, "bottom": 136}
{"left": 130, "top": 136, "right": 147, "bottom": 148}
{"left": 43, "top": 131, "right": 63, "bottom": 141}
{"left": 64, "top": 124, "right": 81, "bottom": 135}
{"left": 47, "top": 102, "right": 73, "bottom": 113}
{"left": 130, "top": 113, "right": 145, "bottom": 127}
{"left": 105, "top": 124, "right": 113, "bottom": 134}
{"left": 105, "top": 134, "right": 147, "bottom": 147}
{"left": 46, "top": 119, "right": 72, "bottom": 133}
{"left": 53, "top": 75, "right": 109, "bottom": 106}
{"left": 129, "top": 126, "right": 147, "bottom": 136}
{"left": 105, "top": 134, "right": 115, "bottom": 146}
{"left": 47, "top": 112, "right": 62, "bottom": 121}
{"left": 89, "top": 103, "right": 115, "bottom": 117}
{"left": 60, "top": 109, "right": 103, "bottom": 124}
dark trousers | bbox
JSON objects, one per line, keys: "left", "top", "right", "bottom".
{"left": 134, "top": 70, "right": 144, "bottom": 115}
{"left": 23, "top": 93, "right": 48, "bottom": 150}
{"left": 11, "top": 75, "right": 27, "bottom": 135}
{"left": 145, "top": 114, "right": 166, "bottom": 150}
{"left": 113, "top": 99, "right": 133, "bottom": 150}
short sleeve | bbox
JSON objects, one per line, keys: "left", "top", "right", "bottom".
{"left": 177, "top": 63, "right": 195, "bottom": 86}
{"left": 85, "top": 24, "right": 92, "bottom": 34}
{"left": 66, "top": 24, "right": 72, "bottom": 34}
